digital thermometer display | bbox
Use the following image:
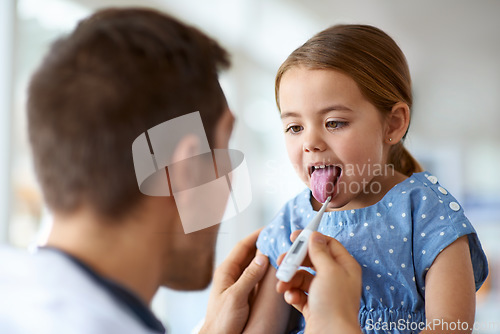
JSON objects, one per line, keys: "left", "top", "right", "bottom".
{"left": 292, "top": 240, "right": 305, "bottom": 254}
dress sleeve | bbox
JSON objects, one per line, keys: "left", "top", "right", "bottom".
{"left": 411, "top": 183, "right": 488, "bottom": 294}
{"left": 256, "top": 208, "right": 294, "bottom": 270}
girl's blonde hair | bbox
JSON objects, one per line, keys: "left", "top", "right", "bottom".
{"left": 275, "top": 24, "right": 423, "bottom": 176}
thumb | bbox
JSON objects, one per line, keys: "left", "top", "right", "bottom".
{"left": 233, "top": 254, "right": 269, "bottom": 298}
{"left": 308, "top": 232, "right": 336, "bottom": 271}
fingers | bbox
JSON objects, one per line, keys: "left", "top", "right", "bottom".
{"left": 231, "top": 253, "right": 269, "bottom": 299}
{"left": 214, "top": 227, "right": 270, "bottom": 299}
{"left": 213, "top": 228, "right": 263, "bottom": 292}
{"left": 276, "top": 269, "right": 313, "bottom": 314}
{"left": 276, "top": 269, "right": 313, "bottom": 294}
{"left": 276, "top": 252, "right": 285, "bottom": 266}
{"left": 283, "top": 289, "right": 307, "bottom": 313}
{"left": 308, "top": 232, "right": 361, "bottom": 278}
{"left": 307, "top": 232, "right": 339, "bottom": 272}
{"left": 290, "top": 230, "right": 301, "bottom": 242}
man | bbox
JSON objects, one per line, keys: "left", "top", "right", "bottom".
{"left": 1, "top": 7, "right": 253, "bottom": 333}
{"left": 0, "top": 7, "right": 362, "bottom": 334}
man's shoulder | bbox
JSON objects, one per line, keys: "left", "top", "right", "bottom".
{"left": 0, "top": 246, "right": 158, "bottom": 334}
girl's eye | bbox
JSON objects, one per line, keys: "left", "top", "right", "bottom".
{"left": 326, "top": 120, "right": 347, "bottom": 130}
{"left": 285, "top": 125, "right": 303, "bottom": 134}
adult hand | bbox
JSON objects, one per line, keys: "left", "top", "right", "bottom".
{"left": 200, "top": 228, "right": 269, "bottom": 334}
{"left": 276, "top": 231, "right": 362, "bottom": 334}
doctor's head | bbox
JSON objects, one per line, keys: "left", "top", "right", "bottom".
{"left": 27, "top": 8, "right": 233, "bottom": 290}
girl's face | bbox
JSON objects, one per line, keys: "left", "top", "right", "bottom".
{"left": 279, "top": 67, "right": 392, "bottom": 210}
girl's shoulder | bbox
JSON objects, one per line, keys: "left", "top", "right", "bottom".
{"left": 383, "top": 171, "right": 460, "bottom": 210}
{"left": 368, "top": 171, "right": 474, "bottom": 234}
{"left": 403, "top": 173, "right": 488, "bottom": 292}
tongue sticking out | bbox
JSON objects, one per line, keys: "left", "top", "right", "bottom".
{"left": 311, "top": 166, "right": 341, "bottom": 203}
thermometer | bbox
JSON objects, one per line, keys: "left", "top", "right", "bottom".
{"left": 276, "top": 196, "right": 331, "bottom": 282}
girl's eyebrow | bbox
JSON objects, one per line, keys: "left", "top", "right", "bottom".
{"left": 280, "top": 111, "right": 301, "bottom": 119}
{"left": 281, "top": 105, "right": 352, "bottom": 119}
{"left": 319, "top": 104, "right": 353, "bottom": 113}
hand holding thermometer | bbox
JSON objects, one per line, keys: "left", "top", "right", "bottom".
{"left": 276, "top": 196, "right": 331, "bottom": 282}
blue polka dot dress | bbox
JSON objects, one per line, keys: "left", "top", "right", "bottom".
{"left": 257, "top": 172, "right": 488, "bottom": 334}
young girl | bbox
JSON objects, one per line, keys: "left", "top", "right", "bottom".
{"left": 245, "top": 24, "right": 488, "bottom": 334}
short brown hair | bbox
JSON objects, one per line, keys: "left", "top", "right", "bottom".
{"left": 276, "top": 24, "right": 422, "bottom": 176}
{"left": 27, "top": 8, "right": 230, "bottom": 217}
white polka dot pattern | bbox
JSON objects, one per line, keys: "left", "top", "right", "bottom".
{"left": 255, "top": 171, "right": 488, "bottom": 334}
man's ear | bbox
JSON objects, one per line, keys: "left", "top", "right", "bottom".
{"left": 171, "top": 135, "right": 200, "bottom": 163}
{"left": 385, "top": 102, "right": 410, "bottom": 144}
{"left": 169, "top": 135, "right": 202, "bottom": 193}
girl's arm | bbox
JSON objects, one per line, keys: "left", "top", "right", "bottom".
{"left": 421, "top": 235, "right": 476, "bottom": 334}
{"left": 243, "top": 253, "right": 292, "bottom": 334}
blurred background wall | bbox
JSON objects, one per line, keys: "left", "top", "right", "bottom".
{"left": 1, "top": 0, "right": 499, "bottom": 332}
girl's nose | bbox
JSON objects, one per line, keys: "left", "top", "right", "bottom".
{"left": 303, "top": 131, "right": 326, "bottom": 152}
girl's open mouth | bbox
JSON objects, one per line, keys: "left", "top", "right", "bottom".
{"left": 310, "top": 165, "right": 342, "bottom": 203}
